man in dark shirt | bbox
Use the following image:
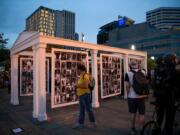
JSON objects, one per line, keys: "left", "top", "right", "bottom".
{"left": 154, "top": 54, "right": 179, "bottom": 135}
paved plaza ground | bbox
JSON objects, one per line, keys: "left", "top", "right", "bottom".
{"left": 0, "top": 88, "right": 179, "bottom": 135}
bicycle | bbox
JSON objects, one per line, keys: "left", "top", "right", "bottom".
{"left": 141, "top": 100, "right": 180, "bottom": 135}
{"left": 141, "top": 101, "right": 163, "bottom": 135}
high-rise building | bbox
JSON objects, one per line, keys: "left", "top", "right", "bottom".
{"left": 97, "top": 15, "right": 180, "bottom": 57}
{"left": 97, "top": 16, "right": 134, "bottom": 44}
{"left": 55, "top": 10, "right": 76, "bottom": 39}
{"left": 107, "top": 22, "right": 180, "bottom": 57}
{"left": 26, "top": 6, "right": 55, "bottom": 36}
{"left": 26, "top": 6, "right": 78, "bottom": 40}
{"left": 146, "top": 7, "right": 180, "bottom": 31}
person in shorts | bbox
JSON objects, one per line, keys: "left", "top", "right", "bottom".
{"left": 125, "top": 61, "right": 148, "bottom": 134}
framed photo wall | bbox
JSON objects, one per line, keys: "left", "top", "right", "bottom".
{"left": 100, "top": 54, "right": 122, "bottom": 99}
{"left": 20, "top": 57, "right": 50, "bottom": 96}
{"left": 52, "top": 49, "right": 89, "bottom": 108}
{"left": 20, "top": 58, "right": 33, "bottom": 96}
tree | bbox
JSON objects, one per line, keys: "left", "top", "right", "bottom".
{"left": 0, "top": 33, "right": 10, "bottom": 70}
{"left": 0, "top": 33, "right": 8, "bottom": 49}
{"left": 147, "top": 58, "right": 156, "bottom": 70}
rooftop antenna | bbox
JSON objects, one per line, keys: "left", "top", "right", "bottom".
{"left": 81, "top": 33, "right": 85, "bottom": 42}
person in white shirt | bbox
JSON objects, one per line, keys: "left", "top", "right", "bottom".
{"left": 125, "top": 61, "right": 147, "bottom": 134}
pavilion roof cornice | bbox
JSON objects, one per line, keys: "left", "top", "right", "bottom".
{"left": 11, "top": 32, "right": 147, "bottom": 57}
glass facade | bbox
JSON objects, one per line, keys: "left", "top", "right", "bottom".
{"left": 146, "top": 7, "right": 180, "bottom": 30}
{"left": 98, "top": 21, "right": 180, "bottom": 57}
{"left": 26, "top": 6, "right": 77, "bottom": 40}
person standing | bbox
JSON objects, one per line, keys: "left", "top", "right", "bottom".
{"left": 154, "top": 54, "right": 179, "bottom": 135}
{"left": 73, "top": 64, "right": 96, "bottom": 129}
{"left": 125, "top": 61, "right": 148, "bottom": 134}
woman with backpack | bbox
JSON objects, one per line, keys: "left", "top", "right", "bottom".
{"left": 72, "top": 64, "right": 96, "bottom": 129}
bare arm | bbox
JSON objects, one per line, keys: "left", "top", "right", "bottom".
{"left": 125, "top": 82, "right": 131, "bottom": 95}
{"left": 125, "top": 73, "right": 131, "bottom": 95}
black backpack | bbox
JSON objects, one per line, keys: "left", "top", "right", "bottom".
{"left": 132, "top": 70, "right": 149, "bottom": 95}
{"left": 89, "top": 76, "right": 95, "bottom": 91}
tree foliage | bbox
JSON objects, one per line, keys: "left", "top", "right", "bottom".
{"left": 147, "top": 58, "right": 156, "bottom": 70}
{"left": 0, "top": 33, "right": 8, "bottom": 49}
{"left": 0, "top": 49, "right": 10, "bottom": 62}
{"left": 0, "top": 33, "right": 10, "bottom": 70}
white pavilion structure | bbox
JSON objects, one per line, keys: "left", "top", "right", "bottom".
{"left": 10, "top": 31, "right": 147, "bottom": 121}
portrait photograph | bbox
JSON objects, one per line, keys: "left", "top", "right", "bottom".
{"left": 72, "top": 53, "right": 77, "bottom": 60}
{"left": 61, "top": 53, "right": 66, "bottom": 60}
{"left": 55, "top": 60, "right": 60, "bottom": 68}
{"left": 55, "top": 52, "right": 60, "bottom": 59}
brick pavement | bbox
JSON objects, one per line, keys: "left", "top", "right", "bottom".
{"left": 1, "top": 88, "right": 177, "bottom": 135}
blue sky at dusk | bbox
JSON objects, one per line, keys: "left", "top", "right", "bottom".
{"left": 0, "top": 0, "right": 179, "bottom": 48}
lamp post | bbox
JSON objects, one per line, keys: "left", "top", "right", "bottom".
{"left": 150, "top": 56, "right": 155, "bottom": 60}
{"left": 81, "top": 33, "right": 85, "bottom": 42}
{"left": 131, "top": 44, "right": 136, "bottom": 50}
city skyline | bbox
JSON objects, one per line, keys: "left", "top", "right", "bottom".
{"left": 0, "top": 0, "right": 179, "bottom": 48}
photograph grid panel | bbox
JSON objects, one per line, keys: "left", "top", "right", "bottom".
{"left": 20, "top": 58, "right": 33, "bottom": 96}
{"left": 101, "top": 55, "right": 122, "bottom": 98}
{"left": 54, "top": 51, "right": 88, "bottom": 105}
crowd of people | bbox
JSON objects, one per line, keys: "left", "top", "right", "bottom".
{"left": 71, "top": 53, "right": 180, "bottom": 135}
{"left": 125, "top": 53, "right": 180, "bottom": 135}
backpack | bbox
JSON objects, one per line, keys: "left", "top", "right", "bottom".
{"left": 89, "top": 76, "right": 95, "bottom": 91}
{"left": 132, "top": 70, "right": 149, "bottom": 95}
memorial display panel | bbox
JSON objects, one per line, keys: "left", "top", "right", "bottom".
{"left": 20, "top": 58, "right": 33, "bottom": 96}
{"left": 52, "top": 49, "right": 88, "bottom": 108}
{"left": 100, "top": 54, "right": 122, "bottom": 99}
{"left": 20, "top": 57, "right": 50, "bottom": 96}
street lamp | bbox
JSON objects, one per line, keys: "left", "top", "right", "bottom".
{"left": 131, "top": 44, "right": 136, "bottom": 50}
{"left": 150, "top": 56, "right": 155, "bottom": 60}
{"left": 81, "top": 33, "right": 85, "bottom": 42}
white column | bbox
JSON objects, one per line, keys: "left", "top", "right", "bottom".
{"left": 33, "top": 44, "right": 47, "bottom": 121}
{"left": 32, "top": 46, "right": 38, "bottom": 118}
{"left": 10, "top": 55, "right": 19, "bottom": 105}
{"left": 144, "top": 56, "right": 148, "bottom": 72}
{"left": 123, "top": 54, "right": 129, "bottom": 99}
{"left": 91, "top": 50, "right": 100, "bottom": 108}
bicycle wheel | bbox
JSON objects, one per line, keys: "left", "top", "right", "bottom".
{"left": 141, "top": 121, "right": 161, "bottom": 135}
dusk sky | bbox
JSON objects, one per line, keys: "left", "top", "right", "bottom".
{"left": 0, "top": 0, "right": 179, "bottom": 48}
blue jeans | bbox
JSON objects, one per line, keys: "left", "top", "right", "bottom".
{"left": 78, "top": 93, "right": 95, "bottom": 124}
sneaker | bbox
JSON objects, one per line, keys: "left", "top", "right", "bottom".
{"left": 130, "top": 127, "right": 137, "bottom": 135}
{"left": 72, "top": 123, "right": 84, "bottom": 129}
{"left": 88, "top": 122, "right": 97, "bottom": 128}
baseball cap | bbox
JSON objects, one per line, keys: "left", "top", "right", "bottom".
{"left": 129, "top": 61, "right": 137, "bottom": 69}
